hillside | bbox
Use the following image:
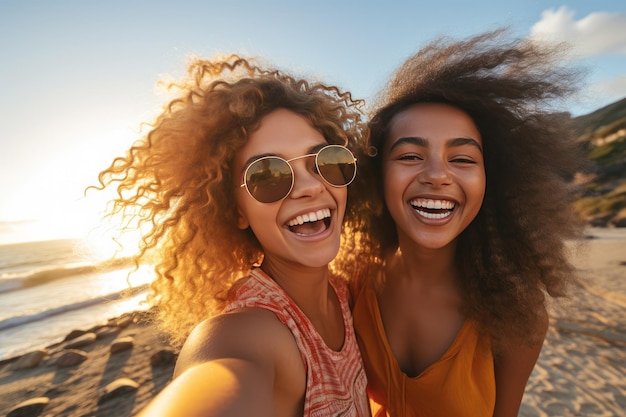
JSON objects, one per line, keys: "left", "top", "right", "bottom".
{"left": 572, "top": 97, "right": 626, "bottom": 227}
{"left": 574, "top": 97, "right": 626, "bottom": 139}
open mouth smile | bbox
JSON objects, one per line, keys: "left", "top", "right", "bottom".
{"left": 286, "top": 208, "right": 332, "bottom": 236}
{"left": 409, "top": 198, "right": 456, "bottom": 219}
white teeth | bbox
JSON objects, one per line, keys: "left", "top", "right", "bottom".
{"left": 410, "top": 198, "right": 455, "bottom": 210}
{"left": 414, "top": 209, "right": 453, "bottom": 219}
{"left": 287, "top": 208, "right": 331, "bottom": 226}
{"left": 410, "top": 198, "right": 455, "bottom": 220}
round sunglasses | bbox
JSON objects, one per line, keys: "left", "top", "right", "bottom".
{"left": 240, "top": 144, "right": 357, "bottom": 203}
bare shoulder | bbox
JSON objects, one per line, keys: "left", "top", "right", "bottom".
{"left": 136, "top": 307, "right": 308, "bottom": 417}
{"left": 174, "top": 308, "right": 302, "bottom": 377}
{"left": 137, "top": 309, "right": 306, "bottom": 417}
{"left": 148, "top": 308, "right": 308, "bottom": 417}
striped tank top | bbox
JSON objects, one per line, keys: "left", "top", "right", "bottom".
{"left": 224, "top": 268, "right": 370, "bottom": 417}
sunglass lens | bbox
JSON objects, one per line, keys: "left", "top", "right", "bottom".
{"left": 246, "top": 157, "right": 293, "bottom": 203}
{"left": 317, "top": 146, "right": 356, "bottom": 186}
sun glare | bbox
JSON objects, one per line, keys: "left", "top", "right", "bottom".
{"left": 82, "top": 222, "right": 143, "bottom": 262}
{"left": 1, "top": 184, "right": 147, "bottom": 265}
{"left": 79, "top": 194, "right": 149, "bottom": 263}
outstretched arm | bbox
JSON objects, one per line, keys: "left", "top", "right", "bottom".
{"left": 138, "top": 357, "right": 274, "bottom": 417}
{"left": 138, "top": 309, "right": 306, "bottom": 417}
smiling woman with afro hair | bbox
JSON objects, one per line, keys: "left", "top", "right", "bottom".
{"left": 350, "top": 28, "right": 588, "bottom": 417}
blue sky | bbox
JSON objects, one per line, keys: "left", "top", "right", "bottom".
{"left": 1, "top": 0, "right": 625, "bottom": 242}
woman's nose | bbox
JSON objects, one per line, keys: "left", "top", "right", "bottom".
{"left": 289, "top": 161, "right": 325, "bottom": 198}
{"left": 418, "top": 158, "right": 452, "bottom": 187}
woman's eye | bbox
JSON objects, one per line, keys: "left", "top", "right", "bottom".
{"left": 397, "top": 154, "right": 423, "bottom": 161}
{"left": 450, "top": 157, "right": 476, "bottom": 164}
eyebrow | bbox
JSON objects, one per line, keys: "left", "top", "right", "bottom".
{"left": 390, "top": 136, "right": 483, "bottom": 153}
{"left": 241, "top": 142, "right": 329, "bottom": 171}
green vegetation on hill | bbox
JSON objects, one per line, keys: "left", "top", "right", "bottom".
{"left": 572, "top": 97, "right": 626, "bottom": 227}
{"left": 574, "top": 97, "right": 626, "bottom": 139}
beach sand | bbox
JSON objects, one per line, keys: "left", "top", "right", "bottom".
{"left": 0, "top": 310, "right": 176, "bottom": 417}
{"left": 1, "top": 228, "right": 625, "bottom": 416}
{"left": 520, "top": 228, "right": 626, "bottom": 417}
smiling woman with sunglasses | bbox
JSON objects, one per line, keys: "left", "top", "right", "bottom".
{"left": 94, "top": 55, "right": 370, "bottom": 417}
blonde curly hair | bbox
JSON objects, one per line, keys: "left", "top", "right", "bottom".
{"left": 94, "top": 55, "right": 367, "bottom": 346}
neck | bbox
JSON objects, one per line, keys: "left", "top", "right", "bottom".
{"left": 260, "top": 259, "right": 332, "bottom": 315}
{"left": 260, "top": 259, "right": 344, "bottom": 350}
{"left": 390, "top": 236, "right": 458, "bottom": 288}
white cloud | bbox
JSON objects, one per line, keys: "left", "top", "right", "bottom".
{"left": 529, "top": 6, "right": 626, "bottom": 58}
{"left": 570, "top": 74, "right": 626, "bottom": 115}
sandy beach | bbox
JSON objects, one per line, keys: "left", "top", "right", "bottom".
{"left": 1, "top": 227, "right": 625, "bottom": 417}
{"left": 520, "top": 228, "right": 626, "bottom": 417}
{"left": 0, "top": 310, "right": 176, "bottom": 417}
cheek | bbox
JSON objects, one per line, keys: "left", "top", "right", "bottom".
{"left": 333, "top": 187, "right": 348, "bottom": 217}
{"left": 465, "top": 173, "right": 486, "bottom": 213}
{"left": 474, "top": 168, "right": 487, "bottom": 198}
{"left": 382, "top": 169, "right": 407, "bottom": 222}
{"left": 382, "top": 164, "right": 406, "bottom": 200}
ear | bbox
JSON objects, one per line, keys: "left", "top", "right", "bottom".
{"left": 236, "top": 207, "right": 250, "bottom": 230}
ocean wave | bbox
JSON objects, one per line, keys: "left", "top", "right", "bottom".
{"left": 0, "top": 238, "right": 82, "bottom": 269}
{"left": 0, "top": 284, "right": 149, "bottom": 331}
{"left": 0, "top": 257, "right": 135, "bottom": 294}
{"left": 0, "top": 278, "right": 23, "bottom": 293}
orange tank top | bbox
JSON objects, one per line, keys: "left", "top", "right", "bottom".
{"left": 351, "top": 278, "right": 495, "bottom": 417}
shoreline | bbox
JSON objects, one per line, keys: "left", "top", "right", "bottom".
{"left": 1, "top": 228, "right": 625, "bottom": 416}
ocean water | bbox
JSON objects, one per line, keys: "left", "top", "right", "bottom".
{"left": 0, "top": 228, "right": 153, "bottom": 361}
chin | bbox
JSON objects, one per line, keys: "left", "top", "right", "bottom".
{"left": 301, "top": 251, "right": 339, "bottom": 269}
